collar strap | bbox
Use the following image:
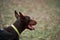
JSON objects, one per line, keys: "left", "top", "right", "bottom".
{"left": 11, "top": 25, "right": 20, "bottom": 38}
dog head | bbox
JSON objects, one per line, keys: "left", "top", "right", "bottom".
{"left": 15, "top": 10, "right": 37, "bottom": 30}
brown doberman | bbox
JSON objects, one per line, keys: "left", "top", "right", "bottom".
{"left": 0, "top": 10, "right": 37, "bottom": 40}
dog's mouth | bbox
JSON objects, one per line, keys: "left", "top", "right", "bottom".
{"left": 27, "top": 20, "right": 37, "bottom": 30}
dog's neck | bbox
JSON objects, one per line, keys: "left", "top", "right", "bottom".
{"left": 4, "top": 19, "right": 26, "bottom": 34}
{"left": 13, "top": 19, "right": 26, "bottom": 34}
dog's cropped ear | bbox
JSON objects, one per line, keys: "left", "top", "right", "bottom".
{"left": 19, "top": 12, "right": 25, "bottom": 19}
{"left": 14, "top": 10, "right": 19, "bottom": 19}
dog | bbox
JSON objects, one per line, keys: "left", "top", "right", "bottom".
{"left": 0, "top": 10, "right": 37, "bottom": 40}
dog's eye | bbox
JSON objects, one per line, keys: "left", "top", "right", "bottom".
{"left": 25, "top": 16, "right": 30, "bottom": 20}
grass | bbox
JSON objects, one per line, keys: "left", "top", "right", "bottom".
{"left": 0, "top": 0, "right": 60, "bottom": 40}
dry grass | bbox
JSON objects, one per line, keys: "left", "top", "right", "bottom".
{"left": 0, "top": 0, "right": 60, "bottom": 40}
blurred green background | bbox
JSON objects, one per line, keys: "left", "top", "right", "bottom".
{"left": 0, "top": 0, "right": 60, "bottom": 40}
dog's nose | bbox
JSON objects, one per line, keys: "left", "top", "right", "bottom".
{"left": 31, "top": 20, "right": 37, "bottom": 25}
{"left": 29, "top": 20, "right": 37, "bottom": 25}
{"left": 33, "top": 21, "right": 37, "bottom": 25}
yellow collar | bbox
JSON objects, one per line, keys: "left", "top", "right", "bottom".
{"left": 11, "top": 25, "right": 20, "bottom": 38}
